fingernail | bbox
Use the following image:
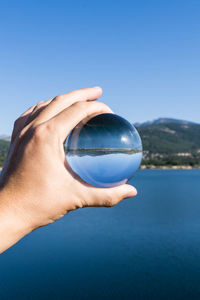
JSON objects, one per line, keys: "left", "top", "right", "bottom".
{"left": 126, "top": 187, "right": 137, "bottom": 198}
{"left": 93, "top": 86, "right": 102, "bottom": 90}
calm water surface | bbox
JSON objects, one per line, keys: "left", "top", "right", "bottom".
{"left": 1, "top": 170, "right": 200, "bottom": 300}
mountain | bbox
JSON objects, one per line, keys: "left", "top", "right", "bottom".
{"left": 0, "top": 119, "right": 200, "bottom": 168}
{"left": 136, "top": 122, "right": 200, "bottom": 167}
{"left": 136, "top": 123, "right": 200, "bottom": 154}
{"left": 134, "top": 118, "right": 197, "bottom": 127}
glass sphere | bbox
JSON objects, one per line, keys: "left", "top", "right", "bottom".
{"left": 65, "top": 113, "right": 142, "bottom": 188}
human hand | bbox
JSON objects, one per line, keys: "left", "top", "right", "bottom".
{"left": 0, "top": 87, "right": 137, "bottom": 253}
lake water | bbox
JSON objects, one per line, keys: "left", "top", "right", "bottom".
{"left": 1, "top": 170, "right": 200, "bottom": 300}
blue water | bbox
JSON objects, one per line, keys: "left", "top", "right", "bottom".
{"left": 1, "top": 170, "right": 200, "bottom": 300}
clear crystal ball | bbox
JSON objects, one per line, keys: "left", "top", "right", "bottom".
{"left": 65, "top": 113, "right": 142, "bottom": 187}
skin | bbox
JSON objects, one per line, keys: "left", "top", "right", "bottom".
{"left": 0, "top": 87, "right": 137, "bottom": 254}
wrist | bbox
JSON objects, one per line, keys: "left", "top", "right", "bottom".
{"left": 0, "top": 187, "right": 35, "bottom": 254}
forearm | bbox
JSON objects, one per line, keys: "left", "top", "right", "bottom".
{"left": 0, "top": 188, "right": 33, "bottom": 254}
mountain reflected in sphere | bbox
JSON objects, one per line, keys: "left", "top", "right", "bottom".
{"left": 65, "top": 113, "right": 142, "bottom": 187}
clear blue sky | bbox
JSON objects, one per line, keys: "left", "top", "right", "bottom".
{"left": 0, "top": 0, "right": 199, "bottom": 134}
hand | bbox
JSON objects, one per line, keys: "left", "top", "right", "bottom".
{"left": 0, "top": 87, "right": 137, "bottom": 253}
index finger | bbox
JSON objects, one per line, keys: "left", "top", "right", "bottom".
{"left": 33, "top": 86, "right": 103, "bottom": 126}
{"left": 45, "top": 101, "right": 113, "bottom": 142}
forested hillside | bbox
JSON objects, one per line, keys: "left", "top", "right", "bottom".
{"left": 0, "top": 140, "right": 10, "bottom": 167}
{"left": 0, "top": 122, "right": 200, "bottom": 168}
{"left": 136, "top": 123, "right": 200, "bottom": 167}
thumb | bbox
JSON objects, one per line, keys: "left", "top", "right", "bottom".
{"left": 112, "top": 184, "right": 138, "bottom": 203}
{"left": 86, "top": 184, "right": 138, "bottom": 208}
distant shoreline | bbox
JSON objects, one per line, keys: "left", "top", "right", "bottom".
{"left": 140, "top": 165, "right": 200, "bottom": 170}
{"left": 65, "top": 148, "right": 142, "bottom": 155}
{"left": 1, "top": 166, "right": 199, "bottom": 172}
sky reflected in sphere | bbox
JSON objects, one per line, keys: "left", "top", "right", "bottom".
{"left": 65, "top": 113, "right": 142, "bottom": 187}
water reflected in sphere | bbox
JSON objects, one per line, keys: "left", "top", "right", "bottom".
{"left": 65, "top": 113, "right": 142, "bottom": 187}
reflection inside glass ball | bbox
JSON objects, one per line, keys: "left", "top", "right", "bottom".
{"left": 65, "top": 113, "right": 142, "bottom": 188}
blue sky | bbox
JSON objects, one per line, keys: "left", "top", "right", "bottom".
{"left": 0, "top": 0, "right": 199, "bottom": 134}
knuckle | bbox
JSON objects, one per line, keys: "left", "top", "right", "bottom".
{"left": 55, "top": 94, "right": 64, "bottom": 101}
{"left": 29, "top": 105, "right": 35, "bottom": 110}
{"left": 103, "top": 193, "right": 114, "bottom": 207}
{"left": 72, "top": 101, "right": 88, "bottom": 117}
{"left": 18, "top": 127, "right": 26, "bottom": 139}
{"left": 75, "top": 101, "right": 88, "bottom": 109}
{"left": 35, "top": 101, "right": 44, "bottom": 108}
{"left": 38, "top": 101, "right": 44, "bottom": 105}
{"left": 44, "top": 122, "right": 54, "bottom": 134}
{"left": 13, "top": 118, "right": 21, "bottom": 129}
{"left": 105, "top": 200, "right": 114, "bottom": 208}
{"left": 32, "top": 124, "right": 47, "bottom": 141}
